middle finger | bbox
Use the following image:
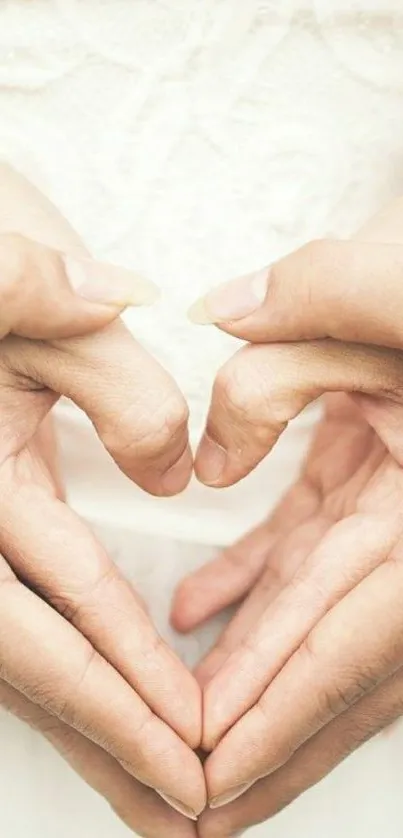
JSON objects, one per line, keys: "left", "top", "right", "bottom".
{"left": 0, "top": 460, "right": 201, "bottom": 747}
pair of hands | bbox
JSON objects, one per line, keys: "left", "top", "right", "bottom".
{"left": 2, "top": 164, "right": 403, "bottom": 837}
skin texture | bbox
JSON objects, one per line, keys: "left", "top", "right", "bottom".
{"left": 5, "top": 161, "right": 403, "bottom": 837}
{"left": 171, "top": 199, "right": 403, "bottom": 836}
{"left": 0, "top": 164, "right": 206, "bottom": 831}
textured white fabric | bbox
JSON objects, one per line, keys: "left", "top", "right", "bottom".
{"left": 1, "top": 2, "right": 403, "bottom": 836}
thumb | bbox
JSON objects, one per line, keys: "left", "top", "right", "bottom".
{"left": 189, "top": 237, "right": 403, "bottom": 350}
{"left": 0, "top": 232, "right": 157, "bottom": 340}
{"left": 189, "top": 193, "right": 403, "bottom": 350}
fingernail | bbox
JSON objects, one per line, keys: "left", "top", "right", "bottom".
{"left": 157, "top": 791, "right": 199, "bottom": 820}
{"left": 196, "top": 433, "right": 227, "bottom": 485}
{"left": 160, "top": 445, "right": 193, "bottom": 495}
{"left": 188, "top": 267, "right": 270, "bottom": 325}
{"left": 209, "top": 783, "right": 252, "bottom": 809}
{"left": 63, "top": 255, "right": 159, "bottom": 308}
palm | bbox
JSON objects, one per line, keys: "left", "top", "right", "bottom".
{"left": 173, "top": 392, "right": 403, "bottom": 707}
{"left": 169, "top": 394, "right": 403, "bottom": 836}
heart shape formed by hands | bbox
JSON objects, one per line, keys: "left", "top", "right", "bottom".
{"left": 3, "top": 163, "right": 403, "bottom": 838}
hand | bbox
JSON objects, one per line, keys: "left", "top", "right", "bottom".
{"left": 172, "top": 199, "right": 403, "bottom": 836}
{"left": 174, "top": 393, "right": 403, "bottom": 836}
{"left": 190, "top": 228, "right": 403, "bottom": 489}
{"left": 0, "top": 165, "right": 205, "bottom": 833}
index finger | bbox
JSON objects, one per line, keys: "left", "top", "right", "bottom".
{"left": 190, "top": 239, "right": 403, "bottom": 350}
{"left": 0, "top": 471, "right": 201, "bottom": 749}
{"left": 0, "top": 682, "right": 198, "bottom": 838}
{"left": 3, "top": 319, "right": 192, "bottom": 496}
{"left": 195, "top": 339, "right": 403, "bottom": 488}
{"left": 0, "top": 556, "right": 206, "bottom": 819}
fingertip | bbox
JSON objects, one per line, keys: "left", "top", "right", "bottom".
{"left": 188, "top": 269, "right": 270, "bottom": 327}
{"left": 64, "top": 254, "right": 160, "bottom": 308}
{"left": 188, "top": 296, "right": 216, "bottom": 325}
{"left": 194, "top": 658, "right": 220, "bottom": 690}
{"left": 204, "top": 740, "right": 257, "bottom": 815}
{"left": 169, "top": 597, "right": 195, "bottom": 634}
{"left": 159, "top": 444, "right": 193, "bottom": 496}
{"left": 154, "top": 728, "right": 206, "bottom": 817}
{"left": 170, "top": 577, "right": 216, "bottom": 634}
{"left": 195, "top": 433, "right": 257, "bottom": 489}
{"left": 194, "top": 433, "right": 229, "bottom": 487}
{"left": 203, "top": 747, "right": 227, "bottom": 802}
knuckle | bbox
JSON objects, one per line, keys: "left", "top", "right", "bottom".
{"left": 301, "top": 633, "right": 378, "bottom": 720}
{"left": 216, "top": 354, "right": 270, "bottom": 423}
{"left": 104, "top": 392, "right": 188, "bottom": 461}
{"left": 300, "top": 237, "right": 334, "bottom": 270}
{"left": 323, "top": 681, "right": 359, "bottom": 717}
{"left": 216, "top": 350, "right": 299, "bottom": 430}
{"left": 131, "top": 706, "right": 155, "bottom": 742}
{"left": 157, "top": 392, "right": 189, "bottom": 443}
{"left": 52, "top": 591, "right": 81, "bottom": 624}
{"left": 286, "top": 567, "right": 328, "bottom": 607}
{"left": 276, "top": 238, "right": 338, "bottom": 319}
{"left": 52, "top": 565, "right": 117, "bottom": 625}
{"left": 242, "top": 633, "right": 270, "bottom": 673}
{"left": 139, "top": 631, "right": 165, "bottom": 665}
{"left": 296, "top": 238, "right": 342, "bottom": 287}
{"left": 53, "top": 646, "right": 99, "bottom": 728}
{"left": 214, "top": 365, "right": 243, "bottom": 417}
